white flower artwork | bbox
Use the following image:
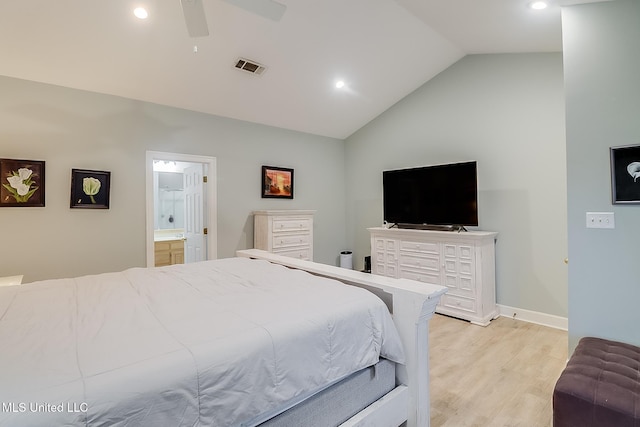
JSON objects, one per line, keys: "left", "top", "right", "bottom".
{"left": 627, "top": 162, "right": 640, "bottom": 182}
{"left": 611, "top": 145, "right": 640, "bottom": 204}
{"left": 71, "top": 169, "right": 110, "bottom": 209}
{"left": 1, "top": 162, "right": 42, "bottom": 206}
{"left": 82, "top": 177, "right": 102, "bottom": 204}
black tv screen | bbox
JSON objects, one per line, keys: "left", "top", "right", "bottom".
{"left": 383, "top": 161, "right": 478, "bottom": 227}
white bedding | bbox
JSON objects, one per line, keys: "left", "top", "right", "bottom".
{"left": 0, "top": 257, "right": 404, "bottom": 426}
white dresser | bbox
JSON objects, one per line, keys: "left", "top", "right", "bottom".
{"left": 254, "top": 210, "right": 315, "bottom": 261}
{"left": 369, "top": 227, "right": 498, "bottom": 326}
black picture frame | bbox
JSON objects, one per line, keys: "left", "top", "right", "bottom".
{"left": 611, "top": 144, "right": 640, "bottom": 204}
{"left": 70, "top": 169, "right": 111, "bottom": 209}
{"left": 261, "top": 166, "right": 294, "bottom": 199}
{"left": 0, "top": 158, "right": 45, "bottom": 207}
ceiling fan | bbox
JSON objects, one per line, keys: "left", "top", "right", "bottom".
{"left": 180, "top": 0, "right": 286, "bottom": 37}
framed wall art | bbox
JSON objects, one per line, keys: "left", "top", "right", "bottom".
{"left": 0, "top": 158, "right": 45, "bottom": 207}
{"left": 261, "top": 166, "right": 293, "bottom": 199}
{"left": 71, "top": 169, "right": 111, "bottom": 209}
{"left": 610, "top": 144, "right": 640, "bottom": 204}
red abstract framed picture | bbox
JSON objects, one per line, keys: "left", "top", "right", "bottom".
{"left": 0, "top": 158, "right": 45, "bottom": 207}
{"left": 262, "top": 166, "right": 293, "bottom": 199}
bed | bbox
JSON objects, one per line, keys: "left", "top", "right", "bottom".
{"left": 0, "top": 249, "right": 446, "bottom": 426}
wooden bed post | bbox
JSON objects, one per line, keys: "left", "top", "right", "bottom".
{"left": 393, "top": 290, "right": 441, "bottom": 427}
{"left": 236, "top": 249, "right": 447, "bottom": 427}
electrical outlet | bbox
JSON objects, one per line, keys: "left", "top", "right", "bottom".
{"left": 586, "top": 212, "right": 615, "bottom": 229}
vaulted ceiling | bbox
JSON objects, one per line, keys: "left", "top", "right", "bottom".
{"left": 0, "top": 0, "right": 609, "bottom": 139}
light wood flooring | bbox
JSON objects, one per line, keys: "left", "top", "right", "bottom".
{"left": 429, "top": 314, "right": 568, "bottom": 427}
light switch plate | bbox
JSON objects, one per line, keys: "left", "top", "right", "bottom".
{"left": 586, "top": 212, "right": 615, "bottom": 229}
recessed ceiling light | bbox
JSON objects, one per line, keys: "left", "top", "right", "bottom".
{"left": 335, "top": 80, "right": 345, "bottom": 89}
{"left": 529, "top": 1, "right": 548, "bottom": 10}
{"left": 134, "top": 7, "right": 149, "bottom": 19}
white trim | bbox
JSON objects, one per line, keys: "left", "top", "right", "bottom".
{"left": 145, "top": 151, "right": 217, "bottom": 268}
{"left": 496, "top": 304, "right": 567, "bottom": 331}
{"left": 340, "top": 385, "right": 409, "bottom": 427}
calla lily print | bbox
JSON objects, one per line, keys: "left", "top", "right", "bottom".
{"left": 0, "top": 159, "right": 45, "bottom": 207}
{"left": 4, "top": 167, "right": 38, "bottom": 202}
{"left": 71, "top": 169, "right": 111, "bottom": 209}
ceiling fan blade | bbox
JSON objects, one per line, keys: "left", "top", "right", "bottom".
{"left": 181, "top": 0, "right": 210, "bottom": 37}
{"left": 223, "top": 0, "right": 286, "bottom": 21}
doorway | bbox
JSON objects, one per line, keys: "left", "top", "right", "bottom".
{"left": 145, "top": 151, "right": 217, "bottom": 267}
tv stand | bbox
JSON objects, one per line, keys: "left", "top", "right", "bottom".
{"left": 369, "top": 227, "right": 498, "bottom": 326}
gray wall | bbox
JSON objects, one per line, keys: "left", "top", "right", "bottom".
{"left": 1, "top": 54, "right": 572, "bottom": 322}
{"left": 0, "top": 76, "right": 347, "bottom": 283}
{"left": 345, "top": 53, "right": 568, "bottom": 317}
{"left": 563, "top": 1, "right": 640, "bottom": 351}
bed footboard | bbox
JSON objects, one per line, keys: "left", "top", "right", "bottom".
{"left": 236, "top": 249, "right": 447, "bottom": 427}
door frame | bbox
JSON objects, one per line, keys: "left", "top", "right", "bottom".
{"left": 145, "top": 151, "right": 217, "bottom": 267}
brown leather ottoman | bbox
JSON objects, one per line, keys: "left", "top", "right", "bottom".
{"left": 553, "top": 337, "right": 640, "bottom": 427}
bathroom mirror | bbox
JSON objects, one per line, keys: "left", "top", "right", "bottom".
{"left": 155, "top": 171, "right": 185, "bottom": 230}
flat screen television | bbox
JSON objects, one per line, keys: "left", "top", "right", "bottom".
{"left": 383, "top": 161, "right": 478, "bottom": 229}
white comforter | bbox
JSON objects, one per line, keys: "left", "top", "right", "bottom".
{"left": 0, "top": 257, "right": 404, "bottom": 426}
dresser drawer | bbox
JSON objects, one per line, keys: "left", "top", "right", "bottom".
{"left": 273, "top": 218, "right": 311, "bottom": 232}
{"left": 399, "top": 253, "right": 440, "bottom": 271}
{"left": 272, "top": 233, "right": 311, "bottom": 249}
{"left": 400, "top": 240, "right": 439, "bottom": 254}
{"left": 273, "top": 248, "right": 311, "bottom": 260}
{"left": 441, "top": 294, "right": 476, "bottom": 314}
{"left": 400, "top": 269, "right": 440, "bottom": 285}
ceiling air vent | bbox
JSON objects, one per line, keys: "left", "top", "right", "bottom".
{"left": 234, "top": 58, "right": 266, "bottom": 76}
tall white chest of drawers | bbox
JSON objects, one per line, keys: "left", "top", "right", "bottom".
{"left": 369, "top": 227, "right": 498, "bottom": 326}
{"left": 254, "top": 210, "right": 315, "bottom": 261}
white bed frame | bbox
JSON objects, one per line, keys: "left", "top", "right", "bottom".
{"left": 236, "top": 249, "right": 447, "bottom": 427}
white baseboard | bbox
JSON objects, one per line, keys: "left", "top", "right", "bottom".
{"left": 496, "top": 304, "right": 568, "bottom": 331}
